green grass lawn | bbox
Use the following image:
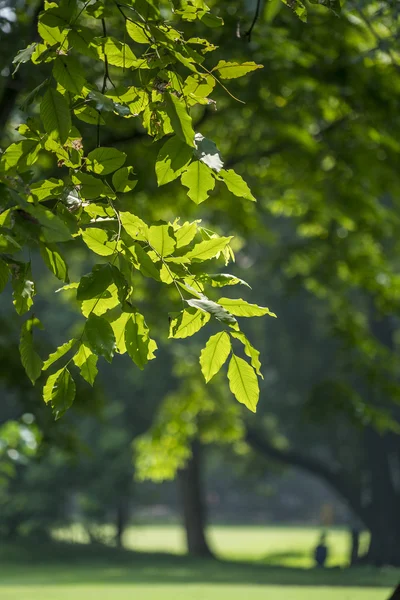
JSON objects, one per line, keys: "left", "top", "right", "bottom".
{"left": 57, "top": 523, "right": 370, "bottom": 567}
{"left": 1, "top": 525, "right": 398, "bottom": 600}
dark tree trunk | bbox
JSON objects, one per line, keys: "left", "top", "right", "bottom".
{"left": 115, "top": 494, "right": 131, "bottom": 549}
{"left": 387, "top": 584, "right": 400, "bottom": 600}
{"left": 178, "top": 439, "right": 213, "bottom": 558}
{"left": 350, "top": 528, "right": 360, "bottom": 566}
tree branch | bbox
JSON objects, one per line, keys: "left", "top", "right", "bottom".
{"left": 245, "top": 427, "right": 371, "bottom": 525}
{"left": 244, "top": 0, "right": 263, "bottom": 42}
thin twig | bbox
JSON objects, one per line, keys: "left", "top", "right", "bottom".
{"left": 244, "top": 0, "right": 262, "bottom": 42}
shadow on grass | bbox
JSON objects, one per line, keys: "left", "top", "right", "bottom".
{"left": 0, "top": 540, "right": 398, "bottom": 589}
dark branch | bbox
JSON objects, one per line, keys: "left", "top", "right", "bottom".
{"left": 244, "top": 0, "right": 263, "bottom": 42}
{"left": 245, "top": 427, "right": 371, "bottom": 525}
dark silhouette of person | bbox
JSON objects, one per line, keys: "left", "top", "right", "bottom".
{"left": 314, "top": 532, "right": 328, "bottom": 568}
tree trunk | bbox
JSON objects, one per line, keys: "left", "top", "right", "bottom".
{"left": 178, "top": 439, "right": 213, "bottom": 558}
{"left": 364, "top": 428, "right": 400, "bottom": 566}
{"left": 387, "top": 584, "right": 400, "bottom": 600}
{"left": 350, "top": 528, "right": 360, "bottom": 566}
{"left": 115, "top": 494, "right": 130, "bottom": 549}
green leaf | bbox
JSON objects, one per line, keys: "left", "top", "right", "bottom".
{"left": 109, "top": 311, "right": 131, "bottom": 354}
{"left": 282, "top": 0, "right": 307, "bottom": 20}
{"left": 81, "top": 228, "right": 118, "bottom": 256}
{"left": 308, "top": 0, "right": 341, "bottom": 15}
{"left": 0, "top": 258, "right": 10, "bottom": 292}
{"left": 0, "top": 233, "right": 22, "bottom": 253}
{"left": 77, "top": 264, "right": 114, "bottom": 301}
{"left": 12, "top": 262, "right": 34, "bottom": 315}
{"left": 86, "top": 147, "right": 127, "bottom": 176}
{"left": 164, "top": 93, "right": 195, "bottom": 147}
{"left": 53, "top": 56, "right": 86, "bottom": 95}
{"left": 230, "top": 331, "right": 262, "bottom": 377}
{"left": 184, "top": 73, "right": 215, "bottom": 99}
{"left": 1, "top": 140, "right": 40, "bottom": 172}
{"left": 112, "top": 167, "right": 138, "bottom": 192}
{"left": 12, "top": 43, "right": 37, "bottom": 74}
{"left": 202, "top": 273, "right": 251, "bottom": 289}
{"left": 126, "top": 244, "right": 160, "bottom": 280}
{"left": 194, "top": 133, "right": 223, "bottom": 172}
{"left": 187, "top": 297, "right": 237, "bottom": 326}
{"left": 185, "top": 236, "right": 232, "bottom": 262}
{"left": 30, "top": 179, "right": 64, "bottom": 202}
{"left": 200, "top": 331, "right": 231, "bottom": 383}
{"left": 218, "top": 298, "right": 277, "bottom": 317}
{"left": 120, "top": 211, "right": 148, "bottom": 242}
{"left": 219, "top": 169, "right": 256, "bottom": 201}
{"left": 174, "top": 221, "right": 198, "bottom": 249}
{"left": 201, "top": 12, "right": 224, "bottom": 27}
{"left": 228, "top": 354, "right": 259, "bottom": 412}
{"left": 93, "top": 36, "right": 138, "bottom": 68}
{"left": 39, "top": 242, "right": 69, "bottom": 282}
{"left": 80, "top": 283, "right": 120, "bottom": 317}
{"left": 85, "top": 314, "right": 116, "bottom": 363}
{"left": 155, "top": 136, "right": 193, "bottom": 186}
{"left": 169, "top": 307, "right": 210, "bottom": 339}
{"left": 213, "top": 60, "right": 263, "bottom": 80}
{"left": 28, "top": 205, "right": 72, "bottom": 243}
{"left": 38, "top": 9, "right": 66, "bottom": 45}
{"left": 72, "top": 172, "right": 109, "bottom": 199}
{"left": 125, "top": 312, "right": 157, "bottom": 369}
{"left": 74, "top": 105, "right": 105, "bottom": 125}
{"left": 148, "top": 224, "right": 176, "bottom": 257}
{"left": 73, "top": 343, "right": 98, "bottom": 386}
{"left": 43, "top": 367, "right": 76, "bottom": 419}
{"left": 126, "top": 21, "right": 151, "bottom": 44}
{"left": 42, "top": 339, "right": 76, "bottom": 372}
{"left": 181, "top": 160, "right": 215, "bottom": 204}
{"left": 40, "top": 88, "right": 71, "bottom": 144}
{"left": 19, "top": 318, "right": 43, "bottom": 385}
{"left": 88, "top": 90, "right": 130, "bottom": 117}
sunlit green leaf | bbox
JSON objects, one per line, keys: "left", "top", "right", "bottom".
{"left": 200, "top": 331, "right": 231, "bottom": 383}
{"left": 148, "top": 224, "right": 176, "bottom": 257}
{"left": 164, "top": 92, "right": 195, "bottom": 147}
{"left": 43, "top": 367, "right": 76, "bottom": 419}
{"left": 228, "top": 354, "right": 259, "bottom": 412}
{"left": 169, "top": 307, "right": 210, "bottom": 339}
{"left": 73, "top": 343, "right": 98, "bottom": 385}
{"left": 184, "top": 236, "right": 232, "bottom": 261}
{"left": 181, "top": 161, "right": 215, "bottom": 204}
{"left": 218, "top": 298, "right": 277, "bottom": 317}
{"left": 81, "top": 228, "right": 118, "bottom": 256}
{"left": 218, "top": 169, "right": 256, "bottom": 201}
{"left": 42, "top": 338, "right": 76, "bottom": 372}
{"left": 125, "top": 311, "right": 157, "bottom": 369}
{"left": 112, "top": 166, "right": 137, "bottom": 192}
{"left": 213, "top": 60, "right": 263, "bottom": 79}
{"left": 156, "top": 136, "right": 193, "bottom": 186}
{"left": 39, "top": 242, "right": 69, "bottom": 282}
